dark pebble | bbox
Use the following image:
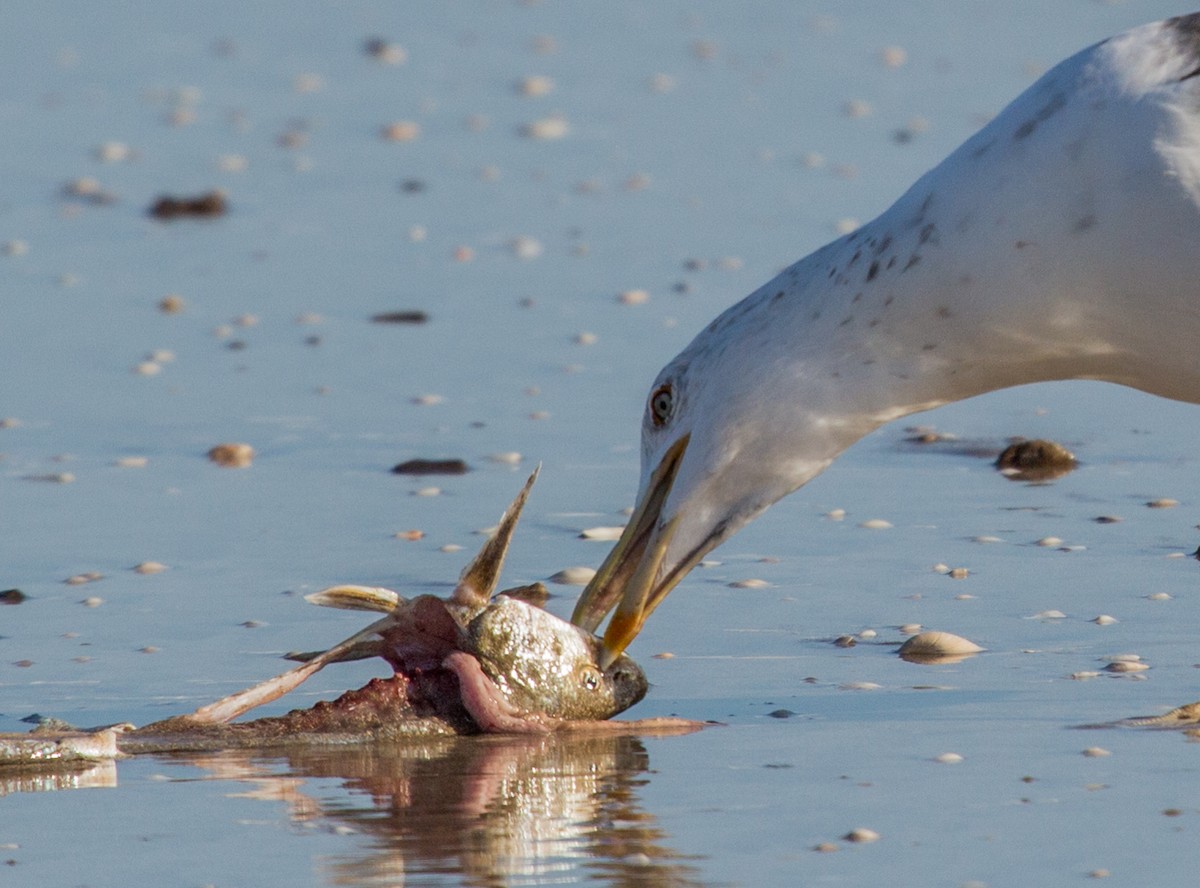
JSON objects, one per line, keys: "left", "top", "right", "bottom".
{"left": 767, "top": 708, "right": 796, "bottom": 719}
{"left": 371, "top": 310, "right": 429, "bottom": 325}
{"left": 392, "top": 458, "right": 469, "bottom": 475}
{"left": 0, "top": 589, "right": 26, "bottom": 605}
{"left": 149, "top": 190, "right": 228, "bottom": 220}
{"left": 994, "top": 438, "right": 1076, "bottom": 481}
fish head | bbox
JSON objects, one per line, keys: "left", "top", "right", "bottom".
{"left": 465, "top": 596, "right": 648, "bottom": 721}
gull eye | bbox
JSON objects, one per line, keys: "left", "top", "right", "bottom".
{"left": 579, "top": 665, "right": 601, "bottom": 691}
{"left": 649, "top": 384, "right": 674, "bottom": 427}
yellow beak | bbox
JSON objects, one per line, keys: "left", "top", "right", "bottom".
{"left": 571, "top": 435, "right": 698, "bottom": 668}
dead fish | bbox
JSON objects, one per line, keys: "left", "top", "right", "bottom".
{"left": 0, "top": 471, "right": 683, "bottom": 763}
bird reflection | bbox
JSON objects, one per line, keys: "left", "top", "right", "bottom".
{"left": 166, "top": 731, "right": 707, "bottom": 887}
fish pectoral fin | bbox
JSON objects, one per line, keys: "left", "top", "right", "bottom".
{"left": 284, "top": 639, "right": 385, "bottom": 663}
{"left": 451, "top": 467, "right": 540, "bottom": 607}
{"left": 305, "top": 585, "right": 403, "bottom": 613}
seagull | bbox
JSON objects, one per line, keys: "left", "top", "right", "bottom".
{"left": 572, "top": 12, "right": 1200, "bottom": 667}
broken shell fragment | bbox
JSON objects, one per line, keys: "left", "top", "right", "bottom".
{"left": 898, "top": 631, "right": 984, "bottom": 664}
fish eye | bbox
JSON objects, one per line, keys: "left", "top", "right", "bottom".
{"left": 579, "top": 665, "right": 602, "bottom": 691}
{"left": 649, "top": 384, "right": 674, "bottom": 427}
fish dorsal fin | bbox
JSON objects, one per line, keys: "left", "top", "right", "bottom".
{"left": 450, "top": 467, "right": 540, "bottom": 607}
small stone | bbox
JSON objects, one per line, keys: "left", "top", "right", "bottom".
{"left": 842, "top": 828, "right": 880, "bottom": 843}
{"left": 0, "top": 589, "right": 27, "bottom": 605}
{"left": 843, "top": 99, "right": 873, "bottom": 118}
{"left": 1088, "top": 870, "right": 1111, "bottom": 880}
{"left": 834, "top": 635, "right": 857, "bottom": 648}
{"left": 898, "top": 623, "right": 922, "bottom": 635}
{"left": 995, "top": 439, "right": 1076, "bottom": 481}
{"left": 138, "top": 646, "right": 160, "bottom": 654}
{"left": 241, "top": 620, "right": 264, "bottom": 629}
{"left": 825, "top": 508, "right": 846, "bottom": 520}
{"left": 370, "top": 310, "right": 429, "bottom": 325}
{"left": 133, "top": 561, "right": 167, "bottom": 575}
{"left": 1147, "top": 592, "right": 1172, "bottom": 601}
{"left": 208, "top": 443, "right": 254, "bottom": 468}
{"left": 149, "top": 190, "right": 227, "bottom": 220}
{"left": 133, "top": 361, "right": 161, "bottom": 376}
{"left": 412, "top": 394, "right": 444, "bottom": 406}
{"left": 1093, "top": 515, "right": 1122, "bottom": 524}
{"left": 972, "top": 535, "right": 1004, "bottom": 544}
{"left": 391, "top": 458, "right": 469, "bottom": 476}
{"left": 548, "top": 566, "right": 596, "bottom": 586}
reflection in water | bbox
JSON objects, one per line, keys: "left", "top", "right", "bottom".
{"left": 169, "top": 733, "right": 706, "bottom": 887}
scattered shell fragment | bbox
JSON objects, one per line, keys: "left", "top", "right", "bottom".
{"left": 574, "top": 331, "right": 598, "bottom": 346}
{"left": 813, "top": 842, "right": 839, "bottom": 853}
{"left": 728, "top": 578, "right": 769, "bottom": 589}
{"left": 858, "top": 518, "right": 892, "bottom": 529}
{"left": 972, "top": 535, "right": 1004, "bottom": 544}
{"left": 1104, "top": 659, "right": 1149, "bottom": 673}
{"left": 948, "top": 567, "right": 969, "bottom": 580}
{"left": 880, "top": 45, "right": 908, "bottom": 68}
{"left": 839, "top": 682, "right": 883, "bottom": 691}
{"left": 66, "top": 572, "right": 103, "bottom": 586}
{"left": 25, "top": 472, "right": 75, "bottom": 483}
{"left": 82, "top": 596, "right": 104, "bottom": 607}
{"left": 1082, "top": 747, "right": 1112, "bottom": 758}
{"left": 510, "top": 235, "right": 543, "bottom": 259}
{"left": 158, "top": 294, "right": 186, "bottom": 314}
{"left": 825, "top": 508, "right": 845, "bottom": 520}
{"left": 548, "top": 566, "right": 596, "bottom": 586}
{"left": 995, "top": 439, "right": 1076, "bottom": 481}
{"left": 1146, "top": 498, "right": 1179, "bottom": 508}
{"left": 208, "top": 443, "right": 254, "bottom": 468}
{"left": 842, "top": 828, "right": 880, "bottom": 844}
{"left": 412, "top": 486, "right": 441, "bottom": 497}
{"left": 1091, "top": 615, "right": 1118, "bottom": 626}
{"left": 412, "top": 394, "right": 443, "bottom": 406}
{"left": 133, "top": 561, "right": 167, "bottom": 575}
{"left": 1036, "top": 536, "right": 1063, "bottom": 547}
{"left": 520, "top": 115, "right": 569, "bottom": 140}
{"left": 380, "top": 121, "right": 421, "bottom": 142}
{"left": 439, "top": 544, "right": 463, "bottom": 553}
{"left": 898, "top": 631, "right": 984, "bottom": 663}
{"left": 1147, "top": 592, "right": 1172, "bottom": 601}
{"left": 580, "top": 526, "right": 625, "bottom": 541}
{"left": 1031, "top": 609, "right": 1067, "bottom": 619}
{"left": 843, "top": 99, "right": 873, "bottom": 118}
{"left": 652, "top": 652, "right": 675, "bottom": 660}
{"left": 515, "top": 75, "right": 555, "bottom": 97}
{"left": 898, "top": 623, "right": 922, "bottom": 635}
{"left": 933, "top": 752, "right": 964, "bottom": 764}
{"left": 394, "top": 529, "right": 425, "bottom": 541}
{"left": 487, "top": 452, "right": 523, "bottom": 465}
{"left": 133, "top": 361, "right": 161, "bottom": 376}
{"left": 363, "top": 37, "right": 406, "bottom": 64}
{"left": 617, "top": 289, "right": 650, "bottom": 305}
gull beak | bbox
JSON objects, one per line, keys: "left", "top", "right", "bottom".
{"left": 571, "top": 434, "right": 695, "bottom": 668}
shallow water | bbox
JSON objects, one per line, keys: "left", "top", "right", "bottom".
{"left": 3, "top": 2, "right": 1199, "bottom": 886}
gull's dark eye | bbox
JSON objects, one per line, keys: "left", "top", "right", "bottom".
{"left": 580, "top": 666, "right": 601, "bottom": 691}
{"left": 649, "top": 384, "right": 674, "bottom": 427}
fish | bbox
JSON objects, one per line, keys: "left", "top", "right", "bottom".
{"left": 1, "top": 472, "right": 694, "bottom": 765}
